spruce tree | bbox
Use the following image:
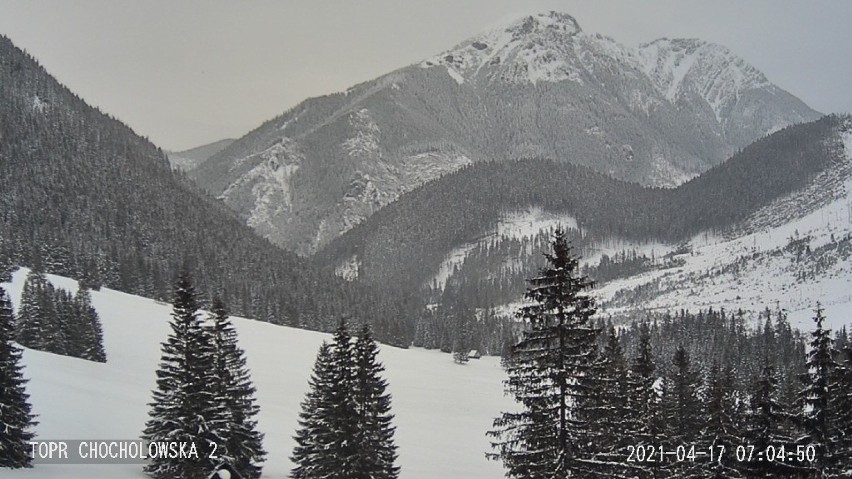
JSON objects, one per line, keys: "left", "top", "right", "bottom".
{"left": 291, "top": 342, "right": 335, "bottom": 479}
{"left": 702, "top": 362, "right": 744, "bottom": 478}
{"left": 662, "top": 346, "right": 702, "bottom": 478}
{"left": 743, "top": 363, "right": 805, "bottom": 478}
{"left": 487, "top": 227, "right": 598, "bottom": 478}
{"left": 143, "top": 272, "right": 223, "bottom": 479}
{"left": 208, "top": 298, "right": 265, "bottom": 479}
{"left": 74, "top": 287, "right": 106, "bottom": 363}
{"left": 585, "top": 327, "right": 640, "bottom": 477}
{"left": 352, "top": 324, "right": 400, "bottom": 479}
{"left": 16, "top": 269, "right": 51, "bottom": 351}
{"left": 452, "top": 307, "right": 471, "bottom": 365}
{"left": 797, "top": 304, "right": 837, "bottom": 476}
{"left": 0, "top": 287, "right": 37, "bottom": 468}
{"left": 828, "top": 327, "right": 852, "bottom": 477}
{"left": 322, "top": 319, "right": 359, "bottom": 475}
{"left": 628, "top": 322, "right": 665, "bottom": 479}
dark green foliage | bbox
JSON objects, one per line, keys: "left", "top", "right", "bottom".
{"left": 291, "top": 342, "right": 334, "bottom": 479}
{"left": 143, "top": 273, "right": 225, "bottom": 479}
{"left": 16, "top": 269, "right": 61, "bottom": 353}
{"left": 72, "top": 287, "right": 106, "bottom": 363}
{"left": 207, "top": 299, "right": 265, "bottom": 479}
{"left": 797, "top": 304, "right": 837, "bottom": 475}
{"left": 701, "top": 363, "right": 745, "bottom": 478}
{"left": 488, "top": 228, "right": 598, "bottom": 478}
{"left": 0, "top": 287, "right": 37, "bottom": 468}
{"left": 829, "top": 339, "right": 852, "bottom": 474}
{"left": 353, "top": 325, "right": 399, "bottom": 479}
{"left": 291, "top": 321, "right": 399, "bottom": 479}
{"left": 742, "top": 363, "right": 805, "bottom": 477}
{"left": 661, "top": 346, "right": 703, "bottom": 478}
{"left": 584, "top": 327, "right": 641, "bottom": 478}
{"left": 15, "top": 270, "right": 106, "bottom": 362}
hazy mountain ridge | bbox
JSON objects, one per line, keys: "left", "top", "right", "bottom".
{"left": 0, "top": 35, "right": 411, "bottom": 345}
{"left": 314, "top": 116, "right": 848, "bottom": 315}
{"left": 192, "top": 11, "right": 819, "bottom": 255}
{"left": 166, "top": 138, "right": 235, "bottom": 171}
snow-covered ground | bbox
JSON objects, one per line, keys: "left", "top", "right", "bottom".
{"left": 2, "top": 269, "right": 514, "bottom": 478}
{"left": 597, "top": 150, "right": 852, "bottom": 330}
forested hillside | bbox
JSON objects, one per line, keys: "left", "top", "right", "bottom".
{"left": 0, "top": 36, "right": 409, "bottom": 346}
{"left": 317, "top": 115, "right": 847, "bottom": 296}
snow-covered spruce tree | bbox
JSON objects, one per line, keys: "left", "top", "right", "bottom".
{"left": 0, "top": 287, "right": 37, "bottom": 468}
{"left": 292, "top": 319, "right": 360, "bottom": 478}
{"left": 742, "top": 363, "right": 807, "bottom": 478}
{"left": 797, "top": 304, "right": 837, "bottom": 476}
{"left": 352, "top": 324, "right": 399, "bottom": 479}
{"left": 584, "top": 326, "right": 642, "bottom": 478}
{"left": 291, "top": 342, "right": 335, "bottom": 479}
{"left": 73, "top": 287, "right": 106, "bottom": 363}
{"left": 661, "top": 346, "right": 702, "bottom": 478}
{"left": 452, "top": 306, "right": 471, "bottom": 364}
{"left": 143, "top": 272, "right": 225, "bottom": 479}
{"left": 829, "top": 338, "right": 852, "bottom": 476}
{"left": 16, "top": 269, "right": 54, "bottom": 352}
{"left": 487, "top": 227, "right": 598, "bottom": 478}
{"left": 207, "top": 298, "right": 265, "bottom": 479}
{"left": 322, "top": 319, "right": 360, "bottom": 475}
{"left": 627, "top": 322, "right": 666, "bottom": 478}
{"left": 701, "top": 362, "right": 745, "bottom": 478}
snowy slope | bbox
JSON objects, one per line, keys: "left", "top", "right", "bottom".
{"left": 194, "top": 11, "right": 819, "bottom": 255}
{"left": 597, "top": 128, "right": 852, "bottom": 330}
{"left": 2, "top": 269, "right": 514, "bottom": 478}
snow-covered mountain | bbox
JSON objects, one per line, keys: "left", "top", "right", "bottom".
{"left": 427, "top": 119, "right": 852, "bottom": 330}
{"left": 192, "top": 11, "right": 819, "bottom": 255}
{"left": 2, "top": 269, "right": 513, "bottom": 479}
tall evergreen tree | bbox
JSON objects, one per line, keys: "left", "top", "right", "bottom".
{"left": 487, "top": 227, "right": 598, "bottom": 479}
{"left": 702, "top": 362, "right": 744, "bottom": 478}
{"left": 0, "top": 287, "right": 37, "bottom": 468}
{"left": 291, "top": 342, "right": 335, "bottom": 479}
{"left": 452, "top": 306, "right": 472, "bottom": 365}
{"left": 797, "top": 304, "right": 837, "bottom": 476}
{"left": 352, "top": 324, "right": 399, "bottom": 479}
{"left": 662, "top": 346, "right": 702, "bottom": 478}
{"left": 16, "top": 269, "right": 53, "bottom": 351}
{"left": 585, "top": 327, "right": 640, "bottom": 478}
{"left": 827, "top": 326, "right": 852, "bottom": 477}
{"left": 74, "top": 287, "right": 106, "bottom": 363}
{"left": 208, "top": 298, "right": 265, "bottom": 479}
{"left": 743, "top": 363, "right": 805, "bottom": 478}
{"left": 143, "top": 272, "right": 223, "bottom": 479}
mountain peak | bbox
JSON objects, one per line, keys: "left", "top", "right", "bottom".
{"left": 503, "top": 11, "right": 582, "bottom": 38}
{"left": 420, "top": 10, "right": 585, "bottom": 85}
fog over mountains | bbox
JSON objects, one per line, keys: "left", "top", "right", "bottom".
{"left": 190, "top": 11, "right": 820, "bottom": 255}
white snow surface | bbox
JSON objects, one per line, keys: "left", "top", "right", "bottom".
{"left": 637, "top": 38, "right": 772, "bottom": 121}
{"left": 221, "top": 138, "right": 302, "bottom": 230}
{"left": 431, "top": 207, "right": 578, "bottom": 289}
{"left": 596, "top": 131, "right": 852, "bottom": 330}
{"left": 421, "top": 12, "right": 771, "bottom": 123}
{"left": 2, "top": 269, "right": 514, "bottom": 479}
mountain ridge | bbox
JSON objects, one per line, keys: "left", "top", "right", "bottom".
{"left": 192, "top": 11, "right": 821, "bottom": 255}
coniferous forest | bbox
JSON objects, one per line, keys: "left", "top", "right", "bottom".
{"left": 487, "top": 228, "right": 852, "bottom": 478}
{"left": 1, "top": 9, "right": 852, "bottom": 479}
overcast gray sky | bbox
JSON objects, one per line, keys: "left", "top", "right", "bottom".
{"left": 0, "top": 0, "right": 849, "bottom": 151}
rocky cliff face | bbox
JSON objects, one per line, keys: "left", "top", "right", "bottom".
{"left": 191, "top": 11, "right": 820, "bottom": 255}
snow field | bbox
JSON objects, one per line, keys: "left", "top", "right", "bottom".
{"left": 2, "top": 269, "right": 515, "bottom": 479}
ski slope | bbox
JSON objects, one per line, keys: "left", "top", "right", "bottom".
{"left": 2, "top": 269, "right": 514, "bottom": 478}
